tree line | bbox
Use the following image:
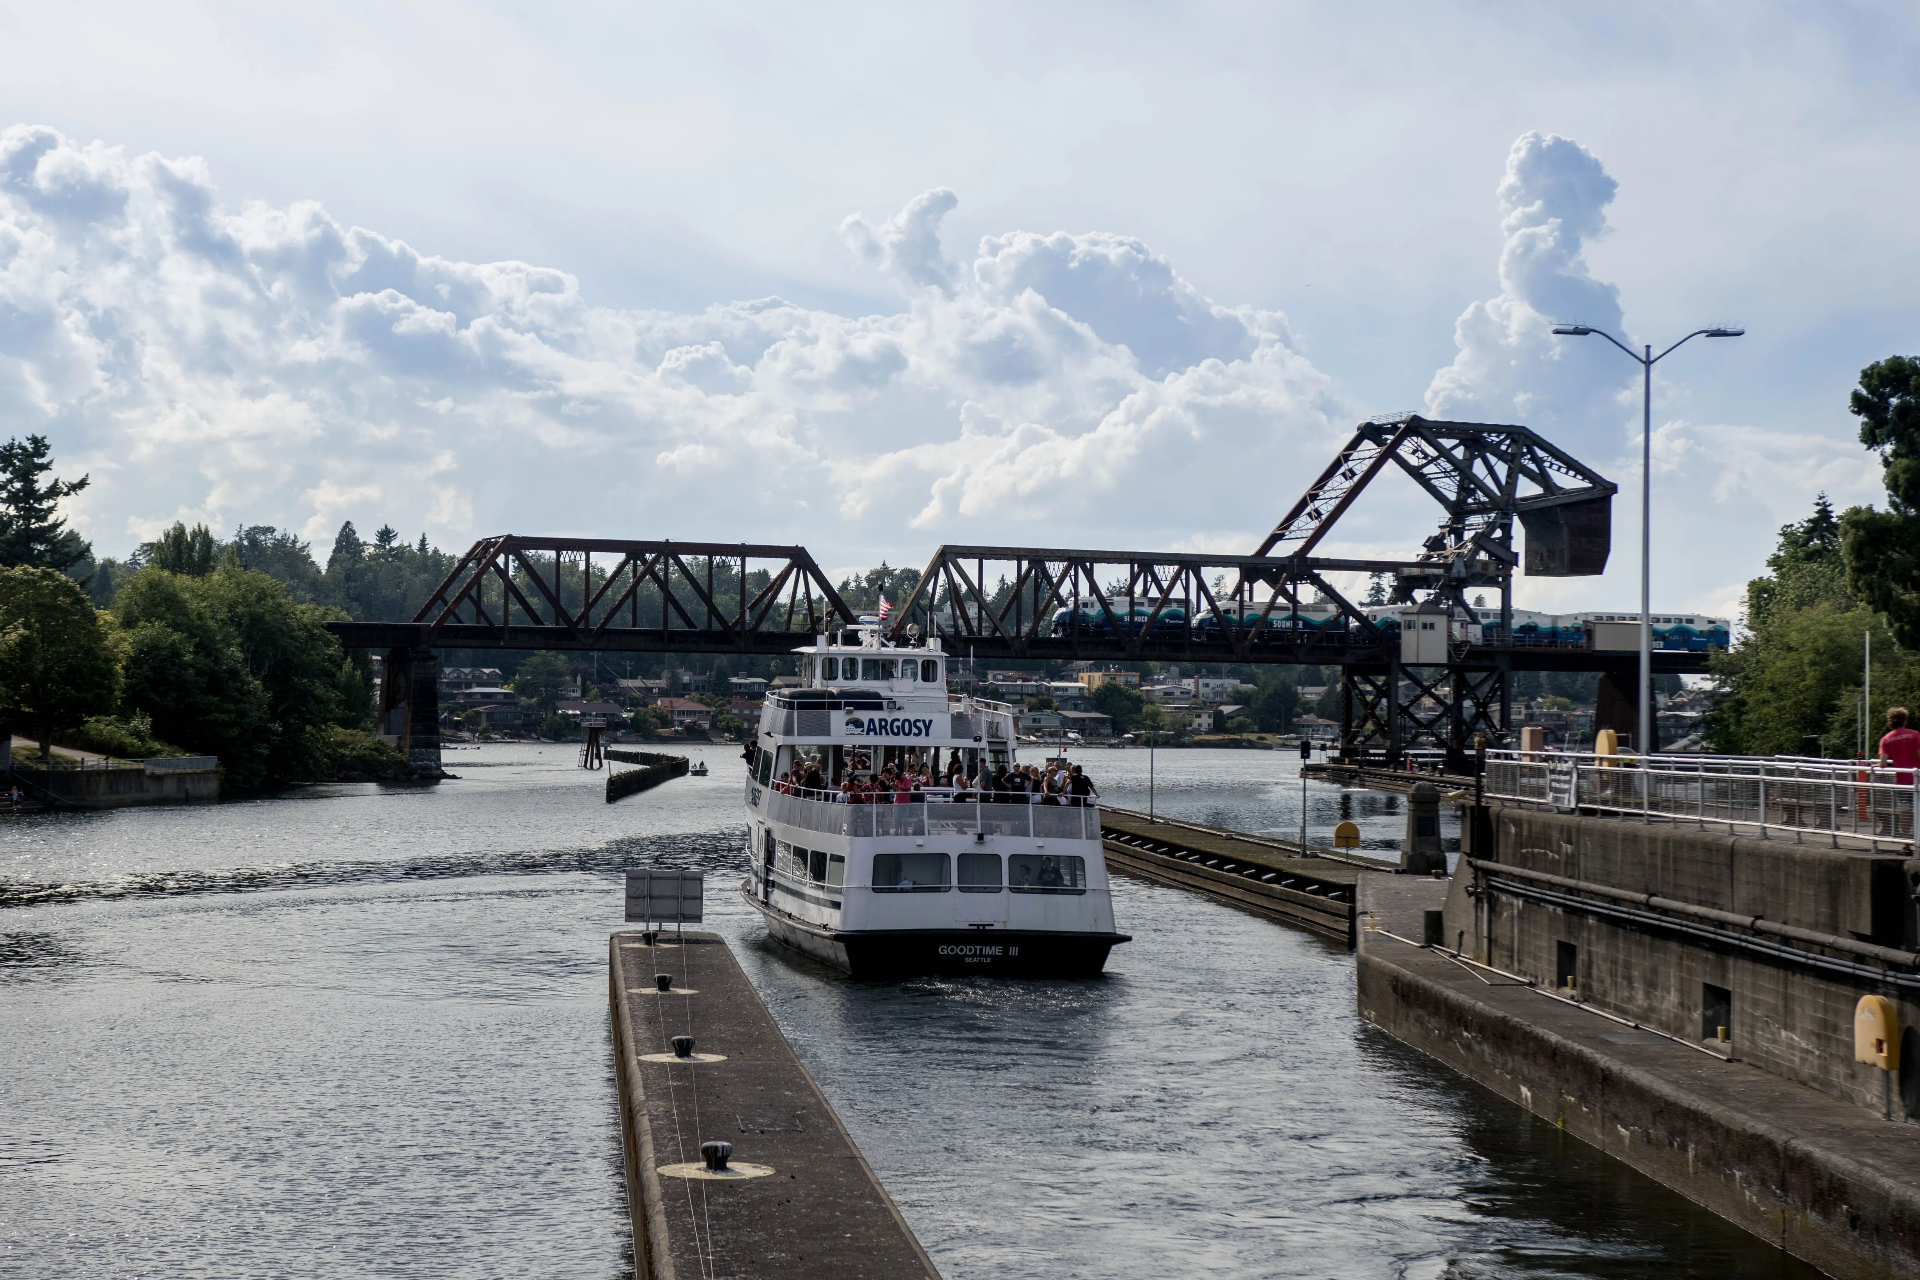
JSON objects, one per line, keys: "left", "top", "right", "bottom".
{"left": 0, "top": 441, "right": 401, "bottom": 789}
{"left": 10, "top": 347, "right": 1919, "bottom": 780}
{"left": 1707, "top": 358, "right": 1920, "bottom": 755}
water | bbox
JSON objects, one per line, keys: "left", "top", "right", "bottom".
{"left": 1, "top": 746, "right": 1818, "bottom": 1279}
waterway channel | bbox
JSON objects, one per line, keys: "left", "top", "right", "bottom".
{"left": 2, "top": 745, "right": 1818, "bottom": 1278}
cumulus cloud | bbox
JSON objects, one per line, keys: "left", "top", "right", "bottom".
{"left": 1424, "top": 131, "right": 1629, "bottom": 444}
{"left": 1423, "top": 131, "right": 1879, "bottom": 618}
{"left": 1, "top": 125, "right": 1342, "bottom": 565}
{"left": 2, "top": 120, "right": 1873, "bottom": 617}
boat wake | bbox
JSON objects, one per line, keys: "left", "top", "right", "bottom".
{"left": 0, "top": 830, "right": 745, "bottom": 910}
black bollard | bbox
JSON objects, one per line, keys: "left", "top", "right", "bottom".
{"left": 671, "top": 1035, "right": 695, "bottom": 1058}
{"left": 655, "top": 973, "right": 673, "bottom": 992}
{"left": 701, "top": 1140, "right": 732, "bottom": 1171}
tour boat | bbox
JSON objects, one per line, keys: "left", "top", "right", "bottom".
{"left": 739, "top": 624, "right": 1129, "bottom": 978}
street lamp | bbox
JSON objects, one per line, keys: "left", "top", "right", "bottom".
{"left": 1549, "top": 323, "right": 1744, "bottom": 757}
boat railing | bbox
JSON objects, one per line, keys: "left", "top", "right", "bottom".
{"left": 760, "top": 786, "right": 1100, "bottom": 841}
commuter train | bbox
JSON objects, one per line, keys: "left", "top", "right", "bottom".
{"left": 1364, "top": 606, "right": 1729, "bottom": 652}
{"left": 1049, "top": 599, "right": 1729, "bottom": 651}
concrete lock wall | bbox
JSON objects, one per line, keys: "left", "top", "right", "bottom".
{"left": 28, "top": 766, "right": 220, "bottom": 808}
{"left": 1445, "top": 806, "right": 1920, "bottom": 1118}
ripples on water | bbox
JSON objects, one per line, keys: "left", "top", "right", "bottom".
{"left": 1, "top": 745, "right": 1817, "bottom": 1278}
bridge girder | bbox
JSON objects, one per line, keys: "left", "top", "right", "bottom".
{"left": 320, "top": 418, "right": 1652, "bottom": 767}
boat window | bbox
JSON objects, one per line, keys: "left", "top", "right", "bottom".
{"left": 1008, "top": 853, "right": 1086, "bottom": 894}
{"left": 775, "top": 840, "right": 797, "bottom": 879}
{"left": 825, "top": 854, "right": 845, "bottom": 890}
{"left": 809, "top": 848, "right": 828, "bottom": 883}
{"left": 871, "top": 852, "right": 949, "bottom": 892}
{"left": 862, "top": 658, "right": 897, "bottom": 680}
{"left": 821, "top": 656, "right": 837, "bottom": 680}
{"left": 755, "top": 747, "right": 774, "bottom": 786}
{"left": 957, "top": 853, "right": 1001, "bottom": 892}
{"left": 921, "top": 659, "right": 939, "bottom": 683}
{"left": 899, "top": 661, "right": 916, "bottom": 684}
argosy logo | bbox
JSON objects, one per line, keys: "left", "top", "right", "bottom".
{"left": 843, "top": 715, "right": 936, "bottom": 738}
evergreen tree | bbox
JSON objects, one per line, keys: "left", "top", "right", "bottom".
{"left": 329, "top": 521, "right": 365, "bottom": 572}
{"left": 372, "top": 524, "right": 401, "bottom": 561}
{"left": 0, "top": 435, "right": 91, "bottom": 573}
{"left": 1841, "top": 356, "right": 1920, "bottom": 647}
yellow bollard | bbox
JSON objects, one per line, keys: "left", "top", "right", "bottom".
{"left": 1855, "top": 994, "right": 1900, "bottom": 1120}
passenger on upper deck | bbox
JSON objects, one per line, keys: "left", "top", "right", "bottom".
{"left": 1066, "top": 764, "right": 1098, "bottom": 807}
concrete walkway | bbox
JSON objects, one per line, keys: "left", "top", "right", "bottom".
{"left": 8, "top": 736, "right": 124, "bottom": 766}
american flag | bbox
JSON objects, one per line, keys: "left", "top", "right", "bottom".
{"left": 877, "top": 596, "right": 892, "bottom": 621}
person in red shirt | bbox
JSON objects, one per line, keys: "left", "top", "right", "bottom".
{"left": 1878, "top": 706, "right": 1920, "bottom": 786}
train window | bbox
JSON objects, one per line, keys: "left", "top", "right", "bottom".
{"left": 825, "top": 854, "right": 845, "bottom": 890}
{"left": 1008, "top": 854, "right": 1086, "bottom": 893}
{"left": 872, "top": 853, "right": 949, "bottom": 891}
{"left": 862, "top": 658, "right": 897, "bottom": 680}
{"left": 922, "top": 659, "right": 939, "bottom": 682}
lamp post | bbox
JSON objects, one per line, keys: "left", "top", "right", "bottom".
{"left": 1550, "top": 324, "right": 1744, "bottom": 757}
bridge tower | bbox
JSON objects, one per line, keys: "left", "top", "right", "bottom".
{"left": 1253, "top": 414, "right": 1615, "bottom": 769}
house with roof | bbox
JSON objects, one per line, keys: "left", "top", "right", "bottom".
{"left": 655, "top": 697, "right": 715, "bottom": 729}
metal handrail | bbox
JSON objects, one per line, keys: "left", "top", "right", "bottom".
{"left": 756, "top": 784, "right": 1099, "bottom": 841}
{"left": 1481, "top": 748, "right": 1918, "bottom": 847}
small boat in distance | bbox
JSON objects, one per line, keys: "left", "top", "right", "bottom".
{"left": 739, "top": 622, "right": 1128, "bottom": 978}
{"left": 689, "top": 760, "right": 709, "bottom": 776}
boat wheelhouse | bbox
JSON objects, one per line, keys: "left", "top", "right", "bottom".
{"left": 739, "top": 624, "right": 1128, "bottom": 978}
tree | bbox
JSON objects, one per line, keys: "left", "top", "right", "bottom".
{"left": 1364, "top": 573, "right": 1391, "bottom": 606}
{"left": 0, "top": 567, "right": 118, "bottom": 758}
{"left": 195, "top": 569, "right": 349, "bottom": 785}
{"left": 329, "top": 521, "right": 365, "bottom": 572}
{"left": 228, "top": 525, "right": 324, "bottom": 602}
{"left": 0, "top": 435, "right": 91, "bottom": 573}
{"left": 513, "top": 651, "right": 571, "bottom": 715}
{"left": 372, "top": 524, "right": 402, "bottom": 561}
{"left": 1842, "top": 356, "right": 1920, "bottom": 648}
{"left": 113, "top": 566, "right": 353, "bottom": 790}
{"left": 148, "top": 522, "right": 218, "bottom": 576}
{"left": 1706, "top": 496, "right": 1915, "bottom": 755}
{"left": 1091, "top": 681, "right": 1146, "bottom": 733}
{"left": 630, "top": 706, "right": 669, "bottom": 737}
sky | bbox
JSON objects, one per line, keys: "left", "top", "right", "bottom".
{"left": 2, "top": 2, "right": 1917, "bottom": 619}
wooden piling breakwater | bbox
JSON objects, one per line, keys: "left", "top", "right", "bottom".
{"left": 605, "top": 750, "right": 690, "bottom": 803}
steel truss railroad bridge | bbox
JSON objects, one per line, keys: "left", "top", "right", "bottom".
{"left": 329, "top": 414, "right": 1704, "bottom": 773}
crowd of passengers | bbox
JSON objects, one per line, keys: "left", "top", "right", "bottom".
{"left": 768, "top": 753, "right": 1099, "bottom": 806}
